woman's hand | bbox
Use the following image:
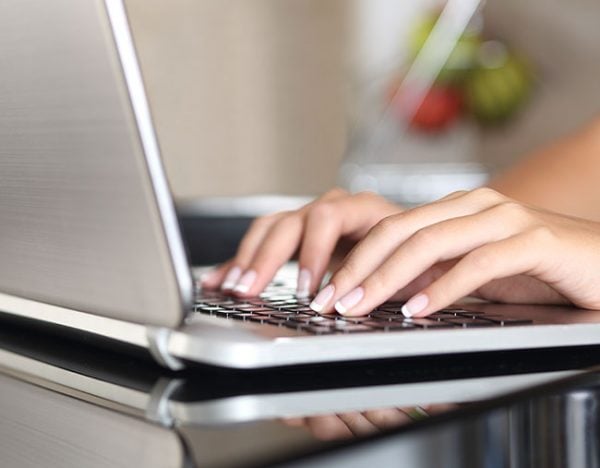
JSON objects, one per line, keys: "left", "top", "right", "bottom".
{"left": 307, "top": 188, "right": 600, "bottom": 317}
{"left": 201, "top": 188, "right": 402, "bottom": 297}
{"left": 282, "top": 405, "right": 453, "bottom": 441}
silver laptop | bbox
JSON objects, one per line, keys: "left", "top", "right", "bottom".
{"left": 1, "top": 0, "right": 600, "bottom": 370}
{"left": 2, "top": 365, "right": 592, "bottom": 468}
{"left": 0, "top": 318, "right": 583, "bottom": 427}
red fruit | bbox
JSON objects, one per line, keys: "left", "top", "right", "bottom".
{"left": 410, "top": 86, "right": 462, "bottom": 131}
{"left": 388, "top": 81, "right": 463, "bottom": 132}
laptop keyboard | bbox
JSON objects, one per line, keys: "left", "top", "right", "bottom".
{"left": 194, "top": 282, "right": 533, "bottom": 335}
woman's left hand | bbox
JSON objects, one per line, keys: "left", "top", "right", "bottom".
{"left": 309, "top": 188, "right": 600, "bottom": 318}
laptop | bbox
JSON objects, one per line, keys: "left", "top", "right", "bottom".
{"left": 0, "top": 317, "right": 590, "bottom": 427}
{"left": 1, "top": 0, "right": 600, "bottom": 370}
{"left": 3, "top": 356, "right": 598, "bottom": 468}
{"left": 0, "top": 321, "right": 597, "bottom": 468}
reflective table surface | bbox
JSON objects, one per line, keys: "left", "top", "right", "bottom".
{"left": 0, "top": 317, "right": 599, "bottom": 468}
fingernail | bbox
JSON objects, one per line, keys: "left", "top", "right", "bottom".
{"left": 233, "top": 270, "right": 257, "bottom": 294}
{"left": 221, "top": 266, "right": 242, "bottom": 290}
{"left": 296, "top": 268, "right": 312, "bottom": 298}
{"left": 401, "top": 294, "right": 429, "bottom": 318}
{"left": 309, "top": 284, "right": 335, "bottom": 313}
{"left": 334, "top": 287, "right": 365, "bottom": 315}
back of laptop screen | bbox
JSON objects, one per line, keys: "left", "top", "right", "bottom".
{"left": 0, "top": 0, "right": 190, "bottom": 327}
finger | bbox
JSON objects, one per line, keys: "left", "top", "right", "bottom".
{"left": 199, "top": 260, "right": 234, "bottom": 290}
{"left": 230, "top": 188, "right": 348, "bottom": 295}
{"left": 312, "top": 188, "right": 507, "bottom": 312}
{"left": 281, "top": 417, "right": 306, "bottom": 427}
{"left": 336, "top": 412, "right": 379, "bottom": 437}
{"left": 298, "top": 192, "right": 399, "bottom": 297}
{"left": 362, "top": 408, "right": 412, "bottom": 430}
{"left": 295, "top": 191, "right": 356, "bottom": 297}
{"left": 389, "top": 262, "right": 455, "bottom": 301}
{"left": 407, "top": 230, "right": 548, "bottom": 317}
{"left": 220, "top": 213, "right": 283, "bottom": 290}
{"left": 296, "top": 203, "right": 343, "bottom": 297}
{"left": 232, "top": 213, "right": 306, "bottom": 296}
{"left": 305, "top": 415, "right": 354, "bottom": 441}
{"left": 331, "top": 203, "right": 528, "bottom": 316}
{"left": 399, "top": 406, "right": 430, "bottom": 421}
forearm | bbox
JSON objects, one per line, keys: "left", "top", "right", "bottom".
{"left": 488, "top": 117, "right": 600, "bottom": 220}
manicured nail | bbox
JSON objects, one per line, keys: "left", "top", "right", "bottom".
{"left": 233, "top": 270, "right": 257, "bottom": 294}
{"left": 401, "top": 294, "right": 429, "bottom": 318}
{"left": 309, "top": 284, "right": 335, "bottom": 313}
{"left": 296, "top": 268, "right": 312, "bottom": 298}
{"left": 221, "top": 266, "right": 242, "bottom": 290}
{"left": 335, "top": 287, "right": 365, "bottom": 315}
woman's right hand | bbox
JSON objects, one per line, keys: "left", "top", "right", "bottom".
{"left": 200, "top": 188, "right": 402, "bottom": 298}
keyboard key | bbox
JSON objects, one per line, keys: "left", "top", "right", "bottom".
{"left": 441, "top": 318, "right": 497, "bottom": 328}
{"left": 280, "top": 306, "right": 315, "bottom": 312}
{"left": 479, "top": 316, "right": 533, "bottom": 326}
{"left": 307, "top": 316, "right": 332, "bottom": 324}
{"left": 202, "top": 299, "right": 237, "bottom": 306}
{"left": 195, "top": 305, "right": 224, "bottom": 312}
{"left": 229, "top": 312, "right": 256, "bottom": 320}
{"left": 360, "top": 320, "right": 391, "bottom": 330}
{"left": 499, "top": 318, "right": 534, "bottom": 326}
{"left": 193, "top": 286, "right": 525, "bottom": 335}
{"left": 212, "top": 310, "right": 242, "bottom": 318}
{"left": 282, "top": 321, "right": 305, "bottom": 331}
{"left": 368, "top": 311, "right": 397, "bottom": 321}
{"left": 337, "top": 324, "right": 374, "bottom": 333}
{"left": 266, "top": 319, "right": 289, "bottom": 327}
{"left": 288, "top": 315, "right": 333, "bottom": 326}
{"left": 247, "top": 315, "right": 272, "bottom": 324}
{"left": 409, "top": 318, "right": 457, "bottom": 329}
{"left": 249, "top": 311, "right": 275, "bottom": 318}
{"left": 298, "top": 325, "right": 334, "bottom": 335}
{"left": 383, "top": 322, "right": 420, "bottom": 330}
{"left": 377, "top": 306, "right": 403, "bottom": 313}
{"left": 269, "top": 312, "right": 295, "bottom": 320}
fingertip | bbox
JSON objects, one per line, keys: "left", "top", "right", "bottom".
{"left": 334, "top": 286, "right": 365, "bottom": 316}
{"left": 198, "top": 263, "right": 231, "bottom": 290}
{"left": 401, "top": 293, "right": 429, "bottom": 318}
{"left": 221, "top": 266, "right": 242, "bottom": 291}
{"left": 232, "top": 270, "right": 257, "bottom": 295}
{"left": 309, "top": 284, "right": 335, "bottom": 313}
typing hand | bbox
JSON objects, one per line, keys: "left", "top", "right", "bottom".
{"left": 200, "top": 188, "right": 402, "bottom": 297}
{"left": 282, "top": 405, "right": 455, "bottom": 441}
{"left": 306, "top": 188, "right": 600, "bottom": 318}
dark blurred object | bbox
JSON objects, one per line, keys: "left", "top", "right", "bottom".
{"left": 179, "top": 215, "right": 252, "bottom": 265}
{"left": 177, "top": 196, "right": 311, "bottom": 265}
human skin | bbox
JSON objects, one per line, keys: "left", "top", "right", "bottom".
{"left": 488, "top": 118, "right": 600, "bottom": 221}
{"left": 200, "top": 188, "right": 402, "bottom": 297}
{"left": 304, "top": 188, "right": 600, "bottom": 318}
{"left": 282, "top": 406, "right": 435, "bottom": 441}
{"left": 201, "top": 119, "right": 600, "bottom": 316}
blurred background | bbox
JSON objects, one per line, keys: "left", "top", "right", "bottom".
{"left": 126, "top": 0, "right": 600, "bottom": 201}
{"left": 124, "top": 0, "right": 600, "bottom": 261}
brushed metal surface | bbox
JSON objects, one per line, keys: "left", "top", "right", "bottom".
{"left": 169, "top": 304, "right": 600, "bottom": 368}
{"left": 0, "top": 0, "right": 192, "bottom": 327}
{"left": 0, "top": 374, "right": 185, "bottom": 468}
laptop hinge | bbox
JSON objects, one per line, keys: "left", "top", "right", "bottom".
{"left": 146, "top": 327, "right": 185, "bottom": 371}
{"left": 146, "top": 377, "right": 184, "bottom": 426}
